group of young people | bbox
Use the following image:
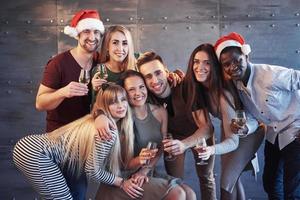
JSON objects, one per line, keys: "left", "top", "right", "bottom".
{"left": 13, "top": 9, "right": 300, "bottom": 200}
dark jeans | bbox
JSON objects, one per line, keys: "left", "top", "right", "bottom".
{"left": 64, "top": 169, "right": 88, "bottom": 200}
{"left": 263, "top": 138, "right": 300, "bottom": 200}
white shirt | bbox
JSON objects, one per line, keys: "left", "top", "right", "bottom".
{"left": 234, "top": 63, "right": 300, "bottom": 149}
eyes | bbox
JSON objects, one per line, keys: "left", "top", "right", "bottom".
{"left": 110, "top": 96, "right": 127, "bottom": 105}
{"left": 144, "top": 70, "right": 162, "bottom": 80}
{"left": 128, "top": 85, "right": 146, "bottom": 92}
{"left": 193, "top": 59, "right": 211, "bottom": 66}
{"left": 222, "top": 58, "right": 242, "bottom": 69}
{"left": 111, "top": 40, "right": 128, "bottom": 46}
{"left": 82, "top": 29, "right": 101, "bottom": 36}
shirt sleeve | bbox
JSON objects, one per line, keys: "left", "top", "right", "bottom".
{"left": 85, "top": 131, "right": 117, "bottom": 185}
{"left": 214, "top": 93, "right": 240, "bottom": 155}
{"left": 214, "top": 134, "right": 239, "bottom": 155}
{"left": 41, "top": 59, "right": 61, "bottom": 89}
{"left": 245, "top": 112, "right": 258, "bottom": 134}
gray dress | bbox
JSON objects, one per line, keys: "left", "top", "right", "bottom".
{"left": 95, "top": 104, "right": 181, "bottom": 200}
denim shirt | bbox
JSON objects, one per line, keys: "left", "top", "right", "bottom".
{"left": 234, "top": 63, "right": 300, "bottom": 149}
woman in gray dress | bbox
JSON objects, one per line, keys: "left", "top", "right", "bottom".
{"left": 95, "top": 71, "right": 196, "bottom": 200}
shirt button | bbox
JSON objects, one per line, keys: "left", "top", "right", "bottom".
{"left": 265, "top": 99, "right": 268, "bottom": 102}
{"left": 261, "top": 111, "right": 264, "bottom": 114}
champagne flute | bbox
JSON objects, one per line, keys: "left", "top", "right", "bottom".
{"left": 163, "top": 133, "right": 176, "bottom": 161}
{"left": 145, "top": 141, "right": 157, "bottom": 165}
{"left": 233, "top": 110, "right": 247, "bottom": 138}
{"left": 97, "top": 64, "right": 108, "bottom": 79}
{"left": 195, "top": 138, "right": 208, "bottom": 165}
{"left": 79, "top": 69, "right": 90, "bottom": 85}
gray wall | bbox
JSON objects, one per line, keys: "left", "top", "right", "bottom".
{"left": 1, "top": 0, "right": 299, "bottom": 199}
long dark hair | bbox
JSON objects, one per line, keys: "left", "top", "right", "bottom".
{"left": 185, "top": 43, "right": 223, "bottom": 112}
{"left": 185, "top": 43, "right": 243, "bottom": 114}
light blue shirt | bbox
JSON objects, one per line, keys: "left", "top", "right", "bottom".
{"left": 235, "top": 63, "right": 300, "bottom": 149}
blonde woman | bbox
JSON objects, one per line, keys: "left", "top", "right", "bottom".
{"left": 13, "top": 84, "right": 143, "bottom": 200}
{"left": 91, "top": 25, "right": 136, "bottom": 104}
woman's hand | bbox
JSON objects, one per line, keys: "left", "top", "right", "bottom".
{"left": 91, "top": 72, "right": 107, "bottom": 91}
{"left": 131, "top": 172, "right": 149, "bottom": 187}
{"left": 94, "top": 114, "right": 116, "bottom": 140}
{"left": 138, "top": 148, "right": 158, "bottom": 165}
{"left": 121, "top": 178, "right": 144, "bottom": 199}
{"left": 230, "top": 119, "right": 249, "bottom": 136}
{"left": 197, "top": 146, "right": 215, "bottom": 160}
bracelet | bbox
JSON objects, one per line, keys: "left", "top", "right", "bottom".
{"left": 119, "top": 178, "right": 125, "bottom": 189}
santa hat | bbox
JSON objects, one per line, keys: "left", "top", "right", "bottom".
{"left": 214, "top": 32, "right": 251, "bottom": 59}
{"left": 64, "top": 9, "right": 104, "bottom": 39}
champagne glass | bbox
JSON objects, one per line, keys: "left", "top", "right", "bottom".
{"left": 233, "top": 110, "right": 247, "bottom": 138}
{"left": 145, "top": 141, "right": 157, "bottom": 165}
{"left": 163, "top": 133, "right": 176, "bottom": 161}
{"left": 195, "top": 138, "right": 208, "bottom": 165}
{"left": 97, "top": 64, "right": 108, "bottom": 79}
{"left": 79, "top": 69, "right": 90, "bottom": 85}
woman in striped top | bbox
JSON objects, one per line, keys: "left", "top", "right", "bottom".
{"left": 13, "top": 83, "right": 144, "bottom": 200}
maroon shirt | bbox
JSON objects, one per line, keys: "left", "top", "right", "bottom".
{"left": 41, "top": 50, "right": 92, "bottom": 132}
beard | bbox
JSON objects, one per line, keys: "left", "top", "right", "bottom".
{"left": 80, "top": 39, "right": 100, "bottom": 53}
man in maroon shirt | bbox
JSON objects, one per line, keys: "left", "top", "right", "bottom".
{"left": 35, "top": 10, "right": 105, "bottom": 199}
{"left": 36, "top": 10, "right": 104, "bottom": 133}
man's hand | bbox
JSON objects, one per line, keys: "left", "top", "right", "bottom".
{"left": 163, "top": 139, "right": 186, "bottom": 155}
{"left": 167, "top": 69, "right": 185, "bottom": 87}
{"left": 60, "top": 81, "right": 89, "bottom": 98}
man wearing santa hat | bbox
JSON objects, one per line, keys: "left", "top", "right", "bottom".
{"left": 35, "top": 9, "right": 105, "bottom": 199}
{"left": 215, "top": 32, "right": 300, "bottom": 199}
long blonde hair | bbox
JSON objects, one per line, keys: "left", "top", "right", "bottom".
{"left": 92, "top": 83, "right": 135, "bottom": 174}
{"left": 47, "top": 114, "right": 97, "bottom": 178}
{"left": 99, "top": 25, "right": 136, "bottom": 71}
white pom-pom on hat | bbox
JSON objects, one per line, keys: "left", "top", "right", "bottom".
{"left": 214, "top": 32, "right": 251, "bottom": 59}
{"left": 241, "top": 44, "right": 251, "bottom": 56}
{"left": 64, "top": 26, "right": 78, "bottom": 39}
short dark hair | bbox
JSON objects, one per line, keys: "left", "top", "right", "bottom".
{"left": 118, "top": 70, "right": 144, "bottom": 87}
{"left": 136, "top": 51, "right": 165, "bottom": 71}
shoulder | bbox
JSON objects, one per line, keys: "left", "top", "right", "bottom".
{"left": 149, "top": 103, "right": 167, "bottom": 122}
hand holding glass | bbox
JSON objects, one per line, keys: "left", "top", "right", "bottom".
{"left": 233, "top": 110, "right": 247, "bottom": 138}
{"left": 97, "top": 64, "right": 108, "bottom": 79}
{"left": 195, "top": 138, "right": 208, "bottom": 165}
{"left": 163, "top": 133, "right": 176, "bottom": 161}
{"left": 145, "top": 141, "right": 157, "bottom": 165}
{"left": 79, "top": 69, "right": 90, "bottom": 85}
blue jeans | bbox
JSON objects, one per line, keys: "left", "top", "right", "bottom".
{"left": 263, "top": 138, "right": 300, "bottom": 200}
{"left": 64, "top": 169, "right": 88, "bottom": 200}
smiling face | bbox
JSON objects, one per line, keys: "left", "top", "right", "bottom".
{"left": 108, "top": 92, "right": 128, "bottom": 120}
{"left": 219, "top": 48, "right": 248, "bottom": 80}
{"left": 124, "top": 75, "right": 148, "bottom": 107}
{"left": 108, "top": 31, "right": 129, "bottom": 63}
{"left": 193, "top": 51, "right": 211, "bottom": 84}
{"left": 139, "top": 59, "right": 170, "bottom": 98}
{"left": 78, "top": 29, "right": 101, "bottom": 53}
